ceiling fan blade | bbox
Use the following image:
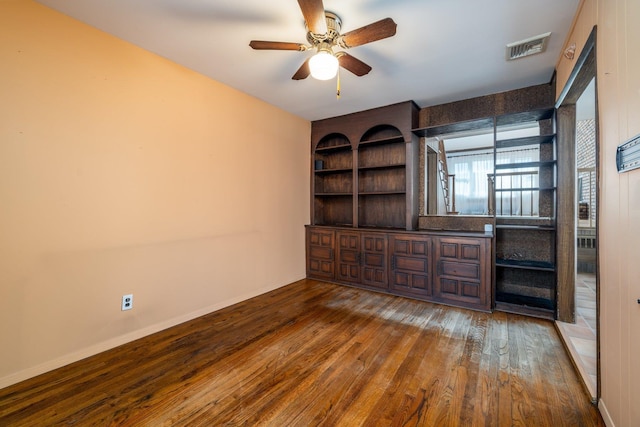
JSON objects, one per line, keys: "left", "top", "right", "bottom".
{"left": 249, "top": 41, "right": 307, "bottom": 51}
{"left": 338, "top": 18, "right": 397, "bottom": 48}
{"left": 338, "top": 53, "right": 372, "bottom": 77}
{"left": 297, "top": 0, "right": 327, "bottom": 35}
{"left": 292, "top": 58, "right": 311, "bottom": 80}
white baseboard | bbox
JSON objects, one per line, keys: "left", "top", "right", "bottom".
{"left": 0, "top": 282, "right": 289, "bottom": 390}
{"left": 599, "top": 399, "right": 615, "bottom": 427}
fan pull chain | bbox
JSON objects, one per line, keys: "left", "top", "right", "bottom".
{"left": 336, "top": 68, "right": 341, "bottom": 99}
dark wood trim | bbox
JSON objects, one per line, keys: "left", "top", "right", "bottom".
{"left": 555, "top": 26, "right": 598, "bottom": 325}
{"left": 556, "top": 104, "right": 577, "bottom": 323}
{"left": 556, "top": 27, "right": 597, "bottom": 108}
{"left": 555, "top": 25, "right": 599, "bottom": 398}
{"left": 406, "top": 133, "right": 420, "bottom": 230}
{"left": 419, "top": 83, "right": 555, "bottom": 129}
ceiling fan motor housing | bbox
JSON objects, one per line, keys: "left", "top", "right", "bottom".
{"left": 306, "top": 12, "right": 341, "bottom": 45}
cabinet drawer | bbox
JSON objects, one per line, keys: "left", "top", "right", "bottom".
{"left": 438, "top": 261, "right": 481, "bottom": 280}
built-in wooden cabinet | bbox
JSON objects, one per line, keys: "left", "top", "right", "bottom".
{"left": 308, "top": 87, "right": 562, "bottom": 318}
{"left": 336, "top": 230, "right": 388, "bottom": 290}
{"left": 412, "top": 102, "right": 558, "bottom": 319}
{"left": 433, "top": 236, "right": 491, "bottom": 311}
{"left": 306, "top": 226, "right": 492, "bottom": 312}
{"left": 388, "top": 234, "right": 432, "bottom": 299}
{"left": 493, "top": 108, "right": 557, "bottom": 318}
{"left": 306, "top": 227, "right": 335, "bottom": 280}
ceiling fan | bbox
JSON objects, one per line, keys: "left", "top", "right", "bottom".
{"left": 249, "top": 0, "right": 397, "bottom": 82}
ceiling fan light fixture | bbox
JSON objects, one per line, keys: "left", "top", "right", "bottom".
{"left": 309, "top": 48, "right": 338, "bottom": 80}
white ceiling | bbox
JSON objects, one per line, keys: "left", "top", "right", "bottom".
{"left": 35, "top": 0, "right": 581, "bottom": 121}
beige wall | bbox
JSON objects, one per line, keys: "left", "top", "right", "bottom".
{"left": 0, "top": 0, "right": 310, "bottom": 388}
{"left": 556, "top": 0, "right": 640, "bottom": 426}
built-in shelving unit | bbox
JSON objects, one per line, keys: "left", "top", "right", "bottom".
{"left": 313, "top": 133, "right": 354, "bottom": 227}
{"left": 358, "top": 126, "right": 408, "bottom": 229}
{"left": 308, "top": 87, "right": 560, "bottom": 317}
{"left": 310, "top": 101, "right": 419, "bottom": 231}
{"left": 410, "top": 103, "right": 558, "bottom": 318}
{"left": 307, "top": 102, "right": 492, "bottom": 312}
{"left": 493, "top": 107, "right": 557, "bottom": 318}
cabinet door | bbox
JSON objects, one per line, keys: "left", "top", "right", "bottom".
{"left": 336, "top": 231, "right": 361, "bottom": 283}
{"left": 389, "top": 234, "right": 431, "bottom": 298}
{"left": 360, "top": 233, "right": 388, "bottom": 289}
{"left": 306, "top": 227, "right": 335, "bottom": 280}
{"left": 434, "top": 237, "right": 490, "bottom": 311}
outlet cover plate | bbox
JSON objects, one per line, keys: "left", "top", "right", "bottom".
{"left": 122, "top": 294, "right": 133, "bottom": 311}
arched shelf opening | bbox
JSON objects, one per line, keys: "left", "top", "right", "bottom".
{"left": 312, "top": 133, "right": 354, "bottom": 227}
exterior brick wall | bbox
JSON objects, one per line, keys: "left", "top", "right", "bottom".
{"left": 576, "top": 119, "right": 596, "bottom": 223}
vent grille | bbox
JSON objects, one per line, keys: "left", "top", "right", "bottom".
{"left": 506, "top": 32, "right": 551, "bottom": 60}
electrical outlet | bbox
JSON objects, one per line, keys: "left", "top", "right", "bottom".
{"left": 122, "top": 294, "right": 133, "bottom": 311}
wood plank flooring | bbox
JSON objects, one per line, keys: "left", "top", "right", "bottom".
{"left": 0, "top": 279, "right": 604, "bottom": 426}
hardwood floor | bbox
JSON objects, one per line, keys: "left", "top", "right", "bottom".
{"left": 0, "top": 279, "right": 604, "bottom": 426}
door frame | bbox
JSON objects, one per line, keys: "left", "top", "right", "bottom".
{"left": 555, "top": 26, "right": 599, "bottom": 396}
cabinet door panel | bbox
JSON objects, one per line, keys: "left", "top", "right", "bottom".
{"left": 306, "top": 228, "right": 335, "bottom": 280}
{"left": 309, "top": 259, "right": 335, "bottom": 277}
{"left": 310, "top": 230, "right": 334, "bottom": 247}
{"left": 309, "top": 246, "right": 332, "bottom": 260}
{"left": 389, "top": 234, "right": 431, "bottom": 297}
{"left": 460, "top": 244, "right": 481, "bottom": 261}
{"left": 361, "top": 233, "right": 388, "bottom": 289}
{"left": 440, "top": 279, "right": 481, "bottom": 299}
{"left": 434, "top": 237, "right": 490, "bottom": 311}
{"left": 339, "top": 263, "right": 360, "bottom": 282}
{"left": 336, "top": 231, "right": 361, "bottom": 283}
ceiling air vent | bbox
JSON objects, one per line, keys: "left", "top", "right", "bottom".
{"left": 506, "top": 32, "right": 551, "bottom": 60}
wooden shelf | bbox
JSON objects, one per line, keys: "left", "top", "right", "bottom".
{"left": 495, "top": 108, "right": 555, "bottom": 127}
{"left": 496, "top": 224, "right": 555, "bottom": 230}
{"left": 315, "top": 167, "right": 352, "bottom": 174}
{"left": 358, "top": 135, "right": 405, "bottom": 147}
{"left": 496, "top": 258, "right": 555, "bottom": 271}
{"left": 358, "top": 224, "right": 406, "bottom": 230}
{"left": 313, "top": 222, "right": 353, "bottom": 228}
{"left": 496, "top": 134, "right": 556, "bottom": 149}
{"left": 359, "top": 191, "right": 406, "bottom": 196}
{"left": 358, "top": 164, "right": 405, "bottom": 171}
{"left": 496, "top": 293, "right": 554, "bottom": 309}
{"left": 315, "top": 192, "right": 353, "bottom": 197}
{"left": 494, "top": 301, "right": 555, "bottom": 320}
{"left": 315, "top": 143, "right": 352, "bottom": 153}
{"left": 412, "top": 117, "right": 494, "bottom": 138}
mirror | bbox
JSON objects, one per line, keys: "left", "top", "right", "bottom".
{"left": 425, "top": 127, "right": 494, "bottom": 216}
{"left": 424, "top": 123, "right": 542, "bottom": 216}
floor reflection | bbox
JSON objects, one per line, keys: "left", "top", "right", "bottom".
{"left": 556, "top": 273, "right": 597, "bottom": 401}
